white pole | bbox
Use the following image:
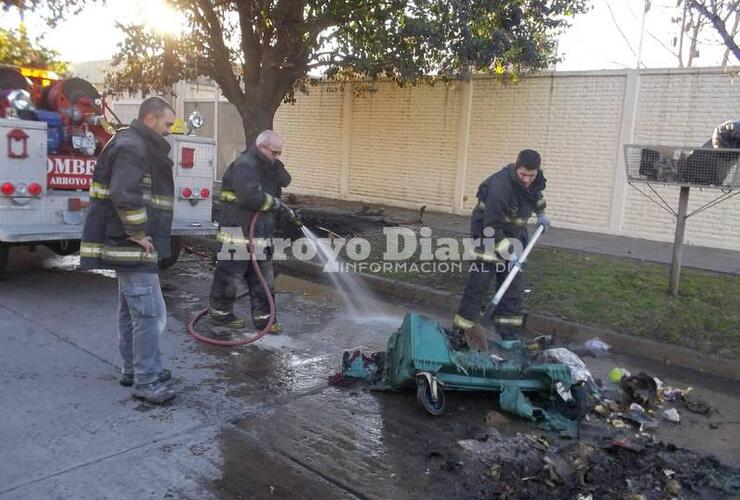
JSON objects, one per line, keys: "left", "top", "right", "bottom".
{"left": 636, "top": 0, "right": 650, "bottom": 69}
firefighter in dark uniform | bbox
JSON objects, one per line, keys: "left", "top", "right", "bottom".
{"left": 453, "top": 149, "right": 550, "bottom": 342}
{"left": 208, "top": 130, "right": 291, "bottom": 333}
{"left": 80, "top": 96, "right": 177, "bottom": 404}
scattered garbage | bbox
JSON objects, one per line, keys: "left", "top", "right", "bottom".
{"left": 621, "top": 372, "right": 658, "bottom": 406}
{"left": 536, "top": 348, "right": 596, "bottom": 388}
{"left": 327, "top": 349, "right": 384, "bottom": 386}
{"left": 610, "top": 418, "right": 628, "bottom": 428}
{"left": 609, "top": 367, "right": 631, "bottom": 383}
{"left": 583, "top": 337, "right": 611, "bottom": 357}
{"left": 623, "top": 403, "right": 659, "bottom": 431}
{"left": 662, "top": 386, "right": 691, "bottom": 401}
{"left": 663, "top": 408, "right": 681, "bottom": 423}
{"left": 455, "top": 431, "right": 738, "bottom": 498}
{"left": 665, "top": 479, "right": 682, "bottom": 496}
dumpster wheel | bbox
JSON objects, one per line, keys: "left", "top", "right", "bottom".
{"left": 416, "top": 377, "right": 446, "bottom": 416}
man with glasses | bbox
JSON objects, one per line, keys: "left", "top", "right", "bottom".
{"left": 208, "top": 130, "right": 292, "bottom": 333}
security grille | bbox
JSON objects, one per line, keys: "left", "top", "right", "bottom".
{"left": 624, "top": 144, "right": 740, "bottom": 190}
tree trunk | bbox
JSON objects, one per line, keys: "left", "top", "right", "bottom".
{"left": 240, "top": 103, "right": 279, "bottom": 147}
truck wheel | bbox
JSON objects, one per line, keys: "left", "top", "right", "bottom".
{"left": 45, "top": 240, "right": 81, "bottom": 256}
{"left": 0, "top": 244, "right": 8, "bottom": 281}
{"left": 159, "top": 236, "right": 182, "bottom": 270}
{"left": 416, "top": 378, "right": 446, "bottom": 416}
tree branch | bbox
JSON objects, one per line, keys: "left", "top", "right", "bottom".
{"left": 689, "top": 0, "right": 740, "bottom": 62}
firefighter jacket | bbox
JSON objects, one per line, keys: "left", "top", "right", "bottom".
{"left": 217, "top": 145, "right": 291, "bottom": 250}
{"left": 469, "top": 164, "right": 546, "bottom": 261}
{"left": 79, "top": 119, "right": 174, "bottom": 273}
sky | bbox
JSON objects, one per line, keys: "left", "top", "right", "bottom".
{"left": 1, "top": 0, "right": 734, "bottom": 71}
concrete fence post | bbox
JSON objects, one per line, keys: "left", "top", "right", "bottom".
{"left": 339, "top": 84, "right": 353, "bottom": 199}
{"left": 453, "top": 79, "right": 474, "bottom": 214}
{"left": 609, "top": 70, "right": 640, "bottom": 232}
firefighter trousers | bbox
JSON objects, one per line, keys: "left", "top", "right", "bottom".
{"left": 117, "top": 271, "right": 166, "bottom": 385}
{"left": 208, "top": 254, "right": 276, "bottom": 328}
{"left": 454, "top": 260, "right": 524, "bottom": 340}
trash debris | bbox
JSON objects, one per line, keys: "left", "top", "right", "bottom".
{"left": 609, "top": 367, "right": 631, "bottom": 383}
{"left": 666, "top": 479, "right": 682, "bottom": 496}
{"left": 583, "top": 338, "right": 611, "bottom": 357}
{"left": 663, "top": 408, "right": 680, "bottom": 423}
{"left": 610, "top": 418, "right": 628, "bottom": 428}
{"left": 612, "top": 437, "right": 645, "bottom": 453}
{"left": 536, "top": 348, "right": 594, "bottom": 385}
{"left": 621, "top": 372, "right": 658, "bottom": 406}
{"left": 500, "top": 385, "right": 536, "bottom": 420}
{"left": 593, "top": 404, "right": 608, "bottom": 416}
{"left": 663, "top": 469, "right": 676, "bottom": 478}
{"left": 623, "top": 404, "right": 659, "bottom": 431}
{"left": 328, "top": 350, "right": 384, "bottom": 386}
{"left": 662, "top": 386, "right": 691, "bottom": 401}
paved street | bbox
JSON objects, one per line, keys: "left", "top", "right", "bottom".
{"left": 1, "top": 247, "right": 738, "bottom": 499}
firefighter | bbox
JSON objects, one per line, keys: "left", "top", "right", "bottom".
{"left": 208, "top": 130, "right": 292, "bottom": 333}
{"left": 453, "top": 149, "right": 550, "bottom": 342}
{"left": 80, "top": 97, "right": 177, "bottom": 404}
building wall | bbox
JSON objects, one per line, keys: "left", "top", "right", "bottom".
{"left": 271, "top": 68, "right": 740, "bottom": 250}
{"left": 98, "top": 65, "right": 740, "bottom": 250}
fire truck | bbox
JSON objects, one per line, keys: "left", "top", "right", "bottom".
{"left": 0, "top": 65, "right": 217, "bottom": 279}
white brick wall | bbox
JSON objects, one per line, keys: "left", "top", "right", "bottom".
{"left": 346, "top": 82, "right": 462, "bottom": 211}
{"left": 274, "top": 85, "right": 345, "bottom": 197}
{"left": 216, "top": 68, "right": 740, "bottom": 251}
{"left": 466, "top": 75, "right": 626, "bottom": 230}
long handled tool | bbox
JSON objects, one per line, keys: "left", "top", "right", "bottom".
{"left": 482, "top": 224, "right": 545, "bottom": 321}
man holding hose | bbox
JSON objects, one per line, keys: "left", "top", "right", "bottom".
{"left": 208, "top": 130, "right": 292, "bottom": 333}
{"left": 453, "top": 149, "right": 550, "bottom": 345}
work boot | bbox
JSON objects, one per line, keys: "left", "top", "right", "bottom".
{"left": 255, "top": 320, "right": 283, "bottom": 334}
{"left": 132, "top": 381, "right": 176, "bottom": 404}
{"left": 209, "top": 309, "right": 246, "bottom": 329}
{"left": 119, "top": 369, "right": 172, "bottom": 387}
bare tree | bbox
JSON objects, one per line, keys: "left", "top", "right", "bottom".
{"left": 674, "top": 0, "right": 740, "bottom": 66}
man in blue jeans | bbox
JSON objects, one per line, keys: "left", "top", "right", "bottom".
{"left": 80, "top": 97, "right": 177, "bottom": 404}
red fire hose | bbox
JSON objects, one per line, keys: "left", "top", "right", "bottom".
{"left": 187, "top": 212, "right": 275, "bottom": 346}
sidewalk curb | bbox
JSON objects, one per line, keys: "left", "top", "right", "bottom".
{"left": 275, "top": 259, "right": 740, "bottom": 382}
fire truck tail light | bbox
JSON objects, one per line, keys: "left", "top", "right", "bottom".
{"left": 28, "top": 183, "right": 43, "bottom": 197}
{"left": 1, "top": 182, "right": 15, "bottom": 197}
{"left": 200, "top": 188, "right": 210, "bottom": 198}
{"left": 181, "top": 187, "right": 193, "bottom": 198}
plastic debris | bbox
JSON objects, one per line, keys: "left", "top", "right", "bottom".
{"left": 537, "top": 348, "right": 594, "bottom": 385}
{"left": 662, "top": 386, "right": 691, "bottom": 401}
{"left": 328, "top": 350, "right": 385, "bottom": 386}
{"left": 623, "top": 404, "right": 659, "bottom": 431}
{"left": 621, "top": 372, "right": 658, "bottom": 406}
{"left": 663, "top": 408, "right": 680, "bottom": 423}
{"left": 584, "top": 338, "right": 611, "bottom": 357}
{"left": 609, "top": 367, "right": 631, "bottom": 383}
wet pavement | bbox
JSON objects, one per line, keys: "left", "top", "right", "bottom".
{"left": 0, "top": 247, "right": 738, "bottom": 499}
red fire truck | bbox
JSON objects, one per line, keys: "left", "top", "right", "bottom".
{"left": 0, "top": 65, "right": 217, "bottom": 279}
